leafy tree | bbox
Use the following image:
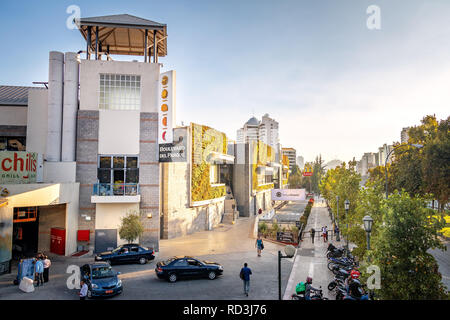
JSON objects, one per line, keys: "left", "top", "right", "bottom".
{"left": 369, "top": 191, "right": 447, "bottom": 300}
{"left": 119, "top": 211, "right": 144, "bottom": 243}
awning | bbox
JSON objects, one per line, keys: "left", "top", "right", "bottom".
{"left": 208, "top": 152, "right": 235, "bottom": 164}
{"left": 267, "top": 162, "right": 282, "bottom": 168}
{"left": 76, "top": 14, "right": 167, "bottom": 57}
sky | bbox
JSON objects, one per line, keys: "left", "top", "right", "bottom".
{"left": 0, "top": 0, "right": 449, "bottom": 163}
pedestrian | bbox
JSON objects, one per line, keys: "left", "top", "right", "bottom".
{"left": 43, "top": 255, "right": 51, "bottom": 283}
{"left": 239, "top": 263, "right": 252, "bottom": 297}
{"left": 324, "top": 226, "right": 328, "bottom": 242}
{"left": 334, "top": 225, "right": 340, "bottom": 241}
{"left": 34, "top": 257, "right": 44, "bottom": 286}
{"left": 310, "top": 228, "right": 315, "bottom": 243}
{"left": 322, "top": 226, "right": 326, "bottom": 243}
{"left": 255, "top": 235, "right": 264, "bottom": 257}
{"left": 79, "top": 280, "right": 88, "bottom": 300}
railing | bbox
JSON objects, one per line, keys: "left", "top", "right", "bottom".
{"left": 92, "top": 183, "right": 140, "bottom": 196}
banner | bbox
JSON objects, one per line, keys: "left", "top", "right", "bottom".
{"left": 158, "top": 70, "right": 176, "bottom": 144}
{"left": 159, "top": 128, "right": 187, "bottom": 162}
{"left": 271, "top": 188, "right": 306, "bottom": 201}
{"left": 0, "top": 151, "right": 41, "bottom": 184}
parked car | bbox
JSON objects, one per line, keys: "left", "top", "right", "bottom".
{"left": 155, "top": 256, "right": 224, "bottom": 282}
{"left": 80, "top": 262, "right": 123, "bottom": 298}
{"left": 95, "top": 244, "right": 155, "bottom": 265}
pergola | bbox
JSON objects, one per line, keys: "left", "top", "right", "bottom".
{"left": 76, "top": 14, "right": 167, "bottom": 62}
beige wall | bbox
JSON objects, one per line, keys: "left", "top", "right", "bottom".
{"left": 38, "top": 204, "right": 66, "bottom": 253}
{"left": 26, "top": 89, "right": 48, "bottom": 155}
{"left": 79, "top": 59, "right": 160, "bottom": 112}
{"left": 98, "top": 110, "right": 140, "bottom": 155}
{"left": 0, "top": 106, "right": 27, "bottom": 126}
{"left": 43, "top": 161, "right": 76, "bottom": 183}
{"left": 95, "top": 203, "right": 140, "bottom": 246}
{"left": 5, "top": 182, "right": 80, "bottom": 256}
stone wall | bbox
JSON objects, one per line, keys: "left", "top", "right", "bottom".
{"left": 75, "top": 110, "right": 99, "bottom": 250}
{"left": 138, "top": 112, "right": 160, "bottom": 251}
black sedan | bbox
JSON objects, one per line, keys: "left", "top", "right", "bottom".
{"left": 155, "top": 256, "right": 224, "bottom": 282}
{"left": 95, "top": 244, "right": 155, "bottom": 265}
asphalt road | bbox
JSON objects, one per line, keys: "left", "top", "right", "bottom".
{"left": 0, "top": 216, "right": 293, "bottom": 300}
{"left": 429, "top": 240, "right": 450, "bottom": 291}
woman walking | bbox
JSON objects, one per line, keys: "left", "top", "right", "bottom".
{"left": 255, "top": 236, "right": 264, "bottom": 257}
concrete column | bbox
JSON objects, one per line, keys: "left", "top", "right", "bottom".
{"left": 62, "top": 52, "right": 79, "bottom": 162}
{"left": 46, "top": 51, "right": 64, "bottom": 162}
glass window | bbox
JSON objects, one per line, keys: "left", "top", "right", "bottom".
{"left": 98, "top": 169, "right": 111, "bottom": 183}
{"left": 99, "top": 156, "right": 111, "bottom": 168}
{"left": 125, "top": 169, "right": 139, "bottom": 183}
{"left": 126, "top": 157, "right": 138, "bottom": 168}
{"left": 172, "top": 259, "right": 188, "bottom": 267}
{"left": 99, "top": 74, "right": 141, "bottom": 110}
{"left": 113, "top": 157, "right": 125, "bottom": 168}
{"left": 210, "top": 165, "right": 220, "bottom": 184}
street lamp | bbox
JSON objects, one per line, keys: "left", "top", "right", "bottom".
{"left": 384, "top": 143, "right": 423, "bottom": 199}
{"left": 336, "top": 196, "right": 340, "bottom": 241}
{"left": 363, "top": 215, "right": 374, "bottom": 255}
{"left": 278, "top": 245, "right": 296, "bottom": 300}
{"left": 344, "top": 200, "right": 350, "bottom": 250}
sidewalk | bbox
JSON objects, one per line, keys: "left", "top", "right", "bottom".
{"left": 283, "top": 200, "right": 339, "bottom": 299}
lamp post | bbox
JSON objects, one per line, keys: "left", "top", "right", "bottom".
{"left": 363, "top": 215, "right": 374, "bottom": 262}
{"left": 278, "top": 245, "right": 296, "bottom": 300}
{"left": 384, "top": 143, "right": 423, "bottom": 199}
{"left": 344, "top": 199, "right": 350, "bottom": 250}
{"left": 336, "top": 195, "right": 340, "bottom": 241}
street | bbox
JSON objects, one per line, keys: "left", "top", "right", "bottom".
{"left": 283, "top": 200, "right": 336, "bottom": 300}
{"left": 0, "top": 214, "right": 294, "bottom": 300}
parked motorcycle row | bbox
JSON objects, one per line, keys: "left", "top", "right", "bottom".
{"left": 326, "top": 243, "right": 371, "bottom": 300}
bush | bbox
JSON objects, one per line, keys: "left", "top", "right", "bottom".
{"left": 258, "top": 222, "right": 268, "bottom": 235}
{"left": 119, "top": 210, "right": 144, "bottom": 243}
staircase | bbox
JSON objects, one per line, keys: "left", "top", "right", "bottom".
{"left": 222, "top": 186, "right": 239, "bottom": 224}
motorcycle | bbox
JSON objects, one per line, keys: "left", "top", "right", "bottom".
{"left": 291, "top": 287, "right": 329, "bottom": 300}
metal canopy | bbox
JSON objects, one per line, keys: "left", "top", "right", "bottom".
{"left": 76, "top": 14, "right": 167, "bottom": 59}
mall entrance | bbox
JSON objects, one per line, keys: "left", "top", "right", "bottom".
{"left": 12, "top": 207, "right": 39, "bottom": 259}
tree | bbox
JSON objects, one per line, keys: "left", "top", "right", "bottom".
{"left": 369, "top": 191, "right": 447, "bottom": 300}
{"left": 119, "top": 211, "right": 144, "bottom": 243}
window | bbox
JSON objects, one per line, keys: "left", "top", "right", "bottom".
{"left": 0, "top": 137, "right": 26, "bottom": 151}
{"left": 99, "top": 74, "right": 141, "bottom": 110}
{"left": 173, "top": 259, "right": 188, "bottom": 267}
{"left": 210, "top": 165, "right": 220, "bottom": 184}
{"left": 97, "top": 155, "right": 139, "bottom": 195}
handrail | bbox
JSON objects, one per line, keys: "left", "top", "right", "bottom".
{"left": 92, "top": 183, "right": 139, "bottom": 196}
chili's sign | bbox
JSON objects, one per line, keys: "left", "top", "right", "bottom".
{"left": 0, "top": 151, "right": 41, "bottom": 184}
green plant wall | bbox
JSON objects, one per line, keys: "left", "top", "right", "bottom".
{"left": 252, "top": 140, "right": 275, "bottom": 192}
{"left": 191, "top": 123, "right": 227, "bottom": 202}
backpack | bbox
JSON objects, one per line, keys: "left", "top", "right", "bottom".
{"left": 296, "top": 282, "right": 306, "bottom": 294}
{"left": 239, "top": 269, "right": 244, "bottom": 280}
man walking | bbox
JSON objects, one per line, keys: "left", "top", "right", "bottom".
{"left": 310, "top": 228, "right": 315, "bottom": 243}
{"left": 240, "top": 263, "right": 252, "bottom": 297}
{"left": 79, "top": 280, "right": 88, "bottom": 300}
{"left": 324, "top": 226, "right": 328, "bottom": 242}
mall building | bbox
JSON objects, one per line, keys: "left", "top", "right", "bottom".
{"left": 0, "top": 14, "right": 287, "bottom": 275}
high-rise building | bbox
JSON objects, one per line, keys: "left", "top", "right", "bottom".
{"left": 282, "top": 147, "right": 296, "bottom": 171}
{"left": 401, "top": 127, "right": 410, "bottom": 144}
{"left": 236, "top": 116, "right": 260, "bottom": 144}
{"left": 259, "top": 114, "right": 279, "bottom": 150}
{"left": 296, "top": 156, "right": 304, "bottom": 168}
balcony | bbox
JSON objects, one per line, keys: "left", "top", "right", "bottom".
{"left": 91, "top": 183, "right": 141, "bottom": 203}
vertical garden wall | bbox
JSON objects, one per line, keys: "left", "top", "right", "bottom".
{"left": 191, "top": 123, "right": 227, "bottom": 202}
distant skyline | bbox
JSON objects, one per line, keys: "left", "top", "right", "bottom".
{"left": 0, "top": 0, "right": 449, "bottom": 163}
